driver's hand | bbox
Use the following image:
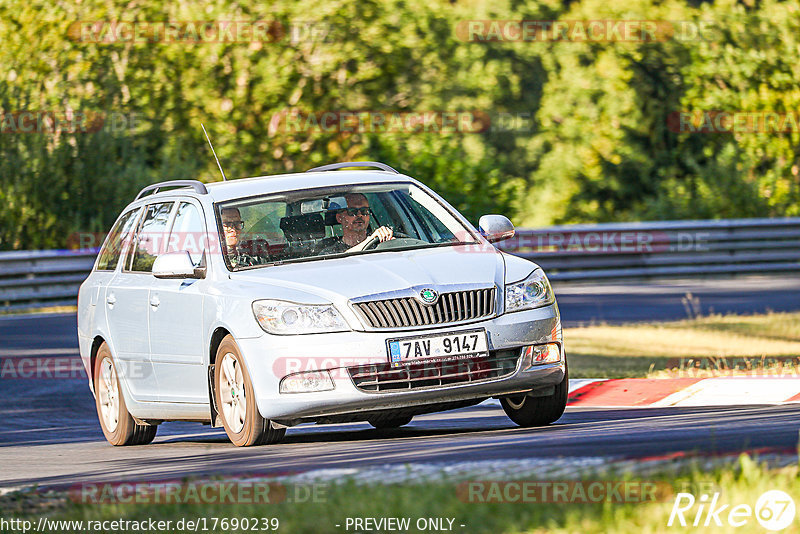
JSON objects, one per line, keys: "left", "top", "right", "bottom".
{"left": 348, "top": 227, "right": 394, "bottom": 252}
{"left": 369, "top": 226, "right": 394, "bottom": 243}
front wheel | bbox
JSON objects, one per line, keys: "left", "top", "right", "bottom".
{"left": 214, "top": 335, "right": 286, "bottom": 446}
{"left": 500, "top": 364, "right": 568, "bottom": 427}
{"left": 94, "top": 343, "right": 157, "bottom": 446}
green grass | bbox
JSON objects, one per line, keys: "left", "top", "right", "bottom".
{"left": 3, "top": 455, "right": 799, "bottom": 533}
{"left": 566, "top": 311, "right": 800, "bottom": 378}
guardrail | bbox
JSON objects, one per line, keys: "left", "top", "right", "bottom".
{"left": 0, "top": 249, "right": 98, "bottom": 311}
{"left": 1, "top": 217, "right": 799, "bottom": 310}
{"left": 497, "top": 217, "right": 800, "bottom": 281}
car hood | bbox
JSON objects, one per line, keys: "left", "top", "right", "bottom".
{"left": 229, "top": 244, "right": 508, "bottom": 305}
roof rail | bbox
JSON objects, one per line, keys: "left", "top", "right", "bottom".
{"left": 135, "top": 180, "right": 209, "bottom": 200}
{"left": 306, "top": 161, "right": 399, "bottom": 174}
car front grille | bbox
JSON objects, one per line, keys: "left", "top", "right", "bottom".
{"left": 353, "top": 287, "right": 496, "bottom": 329}
{"left": 347, "top": 349, "right": 520, "bottom": 393}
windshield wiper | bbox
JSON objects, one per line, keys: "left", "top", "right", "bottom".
{"left": 231, "top": 240, "right": 481, "bottom": 270}
{"left": 353, "top": 240, "right": 479, "bottom": 254}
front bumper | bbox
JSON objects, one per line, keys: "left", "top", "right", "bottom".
{"left": 238, "top": 303, "right": 564, "bottom": 422}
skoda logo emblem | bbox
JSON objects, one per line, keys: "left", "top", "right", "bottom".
{"left": 419, "top": 288, "right": 438, "bottom": 305}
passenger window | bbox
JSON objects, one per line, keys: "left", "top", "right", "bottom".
{"left": 128, "top": 202, "right": 175, "bottom": 272}
{"left": 96, "top": 208, "right": 141, "bottom": 271}
{"left": 167, "top": 202, "right": 206, "bottom": 264}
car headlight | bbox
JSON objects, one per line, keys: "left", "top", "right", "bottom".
{"left": 252, "top": 299, "right": 349, "bottom": 335}
{"left": 505, "top": 269, "right": 554, "bottom": 313}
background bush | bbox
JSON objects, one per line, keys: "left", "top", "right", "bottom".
{"left": 1, "top": 0, "right": 798, "bottom": 249}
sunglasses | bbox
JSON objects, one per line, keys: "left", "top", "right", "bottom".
{"left": 344, "top": 207, "right": 370, "bottom": 216}
{"left": 223, "top": 220, "right": 245, "bottom": 230}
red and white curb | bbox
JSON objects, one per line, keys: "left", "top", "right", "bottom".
{"left": 483, "top": 377, "right": 800, "bottom": 408}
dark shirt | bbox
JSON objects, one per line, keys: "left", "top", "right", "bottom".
{"left": 320, "top": 237, "right": 350, "bottom": 255}
{"left": 228, "top": 248, "right": 265, "bottom": 268}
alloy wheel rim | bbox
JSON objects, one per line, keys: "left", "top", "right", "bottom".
{"left": 98, "top": 358, "right": 119, "bottom": 432}
{"left": 506, "top": 394, "right": 527, "bottom": 410}
{"left": 220, "top": 352, "right": 246, "bottom": 433}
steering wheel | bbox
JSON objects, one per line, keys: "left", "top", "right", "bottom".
{"left": 363, "top": 236, "right": 381, "bottom": 250}
{"left": 362, "top": 229, "right": 419, "bottom": 250}
{"left": 369, "top": 237, "right": 431, "bottom": 251}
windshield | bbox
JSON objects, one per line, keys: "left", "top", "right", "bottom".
{"left": 216, "top": 182, "right": 479, "bottom": 270}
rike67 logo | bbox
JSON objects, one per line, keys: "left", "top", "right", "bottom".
{"left": 668, "top": 490, "right": 795, "bottom": 531}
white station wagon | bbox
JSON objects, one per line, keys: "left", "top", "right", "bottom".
{"left": 78, "top": 162, "right": 567, "bottom": 446}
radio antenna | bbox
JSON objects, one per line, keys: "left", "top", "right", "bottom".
{"left": 201, "top": 123, "right": 227, "bottom": 181}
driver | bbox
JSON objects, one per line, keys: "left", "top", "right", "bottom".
{"left": 325, "top": 193, "right": 394, "bottom": 253}
{"left": 220, "top": 207, "right": 265, "bottom": 268}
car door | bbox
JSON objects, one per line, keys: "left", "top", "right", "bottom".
{"left": 148, "top": 200, "right": 208, "bottom": 404}
{"left": 87, "top": 206, "right": 140, "bottom": 332}
{"left": 106, "top": 200, "right": 176, "bottom": 402}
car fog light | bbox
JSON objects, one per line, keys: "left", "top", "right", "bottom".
{"left": 279, "top": 370, "right": 335, "bottom": 393}
{"left": 524, "top": 343, "right": 561, "bottom": 365}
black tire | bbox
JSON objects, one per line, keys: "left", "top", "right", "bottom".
{"left": 368, "top": 415, "right": 413, "bottom": 429}
{"left": 94, "top": 343, "right": 157, "bottom": 446}
{"left": 214, "top": 335, "right": 286, "bottom": 447}
{"left": 500, "top": 363, "right": 568, "bottom": 427}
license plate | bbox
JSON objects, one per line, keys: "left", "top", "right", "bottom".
{"left": 387, "top": 329, "right": 489, "bottom": 366}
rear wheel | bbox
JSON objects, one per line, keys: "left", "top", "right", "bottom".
{"left": 214, "top": 335, "right": 286, "bottom": 446}
{"left": 500, "top": 363, "right": 568, "bottom": 427}
{"left": 368, "top": 415, "right": 413, "bottom": 429}
{"left": 94, "top": 343, "right": 157, "bottom": 446}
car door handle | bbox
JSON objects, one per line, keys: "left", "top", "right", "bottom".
{"left": 149, "top": 295, "right": 160, "bottom": 308}
{"left": 106, "top": 294, "right": 116, "bottom": 306}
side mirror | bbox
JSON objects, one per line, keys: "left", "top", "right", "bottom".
{"left": 478, "top": 215, "right": 515, "bottom": 243}
{"left": 152, "top": 251, "right": 206, "bottom": 279}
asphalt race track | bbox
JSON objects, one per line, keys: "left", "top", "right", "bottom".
{"left": 2, "top": 275, "right": 800, "bottom": 490}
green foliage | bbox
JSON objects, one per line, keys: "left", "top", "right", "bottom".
{"left": 520, "top": 0, "right": 800, "bottom": 225}
{"left": 0, "top": 0, "right": 798, "bottom": 249}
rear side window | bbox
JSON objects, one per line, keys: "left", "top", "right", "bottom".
{"left": 96, "top": 208, "right": 141, "bottom": 271}
{"left": 128, "top": 202, "right": 175, "bottom": 272}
